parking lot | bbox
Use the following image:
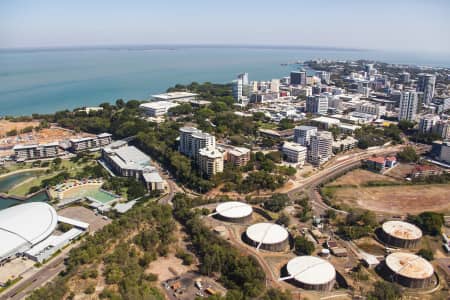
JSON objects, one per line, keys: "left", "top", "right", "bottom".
{"left": 57, "top": 205, "right": 111, "bottom": 233}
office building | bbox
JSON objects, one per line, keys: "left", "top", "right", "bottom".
{"left": 398, "top": 91, "right": 418, "bottom": 121}
{"left": 416, "top": 73, "right": 436, "bottom": 105}
{"left": 332, "top": 136, "right": 358, "bottom": 153}
{"left": 198, "top": 146, "right": 224, "bottom": 177}
{"left": 294, "top": 125, "right": 318, "bottom": 146}
{"left": 290, "top": 71, "right": 307, "bottom": 86}
{"left": 355, "top": 102, "right": 386, "bottom": 117}
{"left": 306, "top": 95, "right": 328, "bottom": 115}
{"left": 282, "top": 142, "right": 307, "bottom": 166}
{"left": 102, "top": 141, "right": 164, "bottom": 191}
{"left": 13, "top": 142, "right": 60, "bottom": 161}
{"left": 69, "top": 133, "right": 112, "bottom": 153}
{"left": 139, "top": 101, "right": 180, "bottom": 117}
{"left": 226, "top": 147, "right": 251, "bottom": 167}
{"left": 152, "top": 92, "right": 198, "bottom": 102}
{"left": 308, "top": 131, "right": 333, "bottom": 166}
{"left": 418, "top": 114, "right": 440, "bottom": 133}
{"left": 232, "top": 73, "right": 250, "bottom": 103}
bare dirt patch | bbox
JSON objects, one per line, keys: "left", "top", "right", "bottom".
{"left": 147, "top": 254, "right": 191, "bottom": 282}
{"left": 331, "top": 184, "right": 450, "bottom": 214}
{"left": 327, "top": 169, "right": 400, "bottom": 187}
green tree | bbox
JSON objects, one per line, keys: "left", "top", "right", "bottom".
{"left": 294, "top": 236, "right": 315, "bottom": 255}
{"left": 367, "top": 281, "right": 401, "bottom": 300}
{"left": 397, "top": 146, "right": 419, "bottom": 162}
{"left": 408, "top": 212, "right": 444, "bottom": 236}
{"left": 417, "top": 248, "right": 434, "bottom": 261}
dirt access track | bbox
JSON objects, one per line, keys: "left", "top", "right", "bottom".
{"left": 332, "top": 184, "right": 450, "bottom": 214}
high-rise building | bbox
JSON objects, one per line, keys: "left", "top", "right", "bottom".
{"left": 433, "top": 120, "right": 450, "bottom": 140}
{"left": 315, "top": 71, "right": 331, "bottom": 84}
{"left": 198, "top": 146, "right": 224, "bottom": 177}
{"left": 418, "top": 114, "right": 440, "bottom": 133}
{"left": 398, "top": 91, "right": 418, "bottom": 121}
{"left": 282, "top": 142, "right": 307, "bottom": 166}
{"left": 294, "top": 125, "right": 318, "bottom": 146}
{"left": 399, "top": 72, "right": 411, "bottom": 84}
{"left": 306, "top": 95, "right": 328, "bottom": 115}
{"left": 179, "top": 126, "right": 200, "bottom": 157}
{"left": 290, "top": 71, "right": 307, "bottom": 86}
{"left": 308, "top": 131, "right": 333, "bottom": 166}
{"left": 416, "top": 73, "right": 436, "bottom": 105}
{"left": 270, "top": 79, "right": 280, "bottom": 93}
{"left": 191, "top": 132, "right": 216, "bottom": 161}
{"left": 232, "top": 73, "right": 250, "bottom": 103}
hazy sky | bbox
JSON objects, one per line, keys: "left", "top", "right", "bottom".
{"left": 1, "top": 0, "right": 449, "bottom": 53}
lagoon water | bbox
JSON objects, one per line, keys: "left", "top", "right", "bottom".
{"left": 1, "top": 45, "right": 449, "bottom": 116}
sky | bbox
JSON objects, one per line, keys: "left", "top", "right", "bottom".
{"left": 1, "top": 0, "right": 449, "bottom": 53}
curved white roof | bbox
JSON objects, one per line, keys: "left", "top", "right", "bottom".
{"left": 216, "top": 201, "right": 253, "bottom": 219}
{"left": 382, "top": 221, "right": 422, "bottom": 240}
{"left": 286, "top": 256, "right": 336, "bottom": 285}
{"left": 246, "top": 223, "right": 288, "bottom": 244}
{"left": 0, "top": 202, "right": 57, "bottom": 261}
{"left": 385, "top": 252, "right": 434, "bottom": 279}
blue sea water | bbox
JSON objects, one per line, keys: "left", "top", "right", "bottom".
{"left": 1, "top": 45, "right": 449, "bottom": 116}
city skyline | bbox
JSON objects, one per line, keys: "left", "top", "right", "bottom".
{"left": 1, "top": 0, "right": 449, "bottom": 53}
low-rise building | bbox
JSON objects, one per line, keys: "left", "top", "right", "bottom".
{"left": 311, "top": 116, "right": 341, "bottom": 130}
{"left": 151, "top": 92, "right": 198, "bottom": 102}
{"left": 69, "top": 133, "right": 112, "bottom": 153}
{"left": 226, "top": 147, "right": 251, "bottom": 167}
{"left": 363, "top": 156, "right": 397, "bottom": 172}
{"left": 102, "top": 140, "right": 164, "bottom": 191}
{"left": 409, "top": 165, "right": 443, "bottom": 178}
{"left": 139, "top": 101, "right": 180, "bottom": 117}
{"left": 282, "top": 142, "right": 307, "bottom": 166}
{"left": 430, "top": 141, "right": 450, "bottom": 164}
{"left": 332, "top": 136, "right": 358, "bottom": 153}
{"left": 13, "top": 142, "right": 60, "bottom": 161}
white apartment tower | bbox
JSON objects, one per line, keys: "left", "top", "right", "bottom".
{"left": 198, "top": 146, "right": 224, "bottom": 177}
{"left": 416, "top": 73, "right": 436, "bottom": 106}
{"left": 418, "top": 114, "right": 440, "bottom": 133}
{"left": 398, "top": 91, "right": 418, "bottom": 121}
{"left": 308, "top": 131, "right": 333, "bottom": 166}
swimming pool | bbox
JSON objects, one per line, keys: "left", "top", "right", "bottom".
{"left": 62, "top": 184, "right": 119, "bottom": 204}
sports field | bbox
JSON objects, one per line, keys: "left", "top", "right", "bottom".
{"left": 62, "top": 184, "right": 119, "bottom": 204}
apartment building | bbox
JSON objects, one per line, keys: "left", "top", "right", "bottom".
{"left": 198, "top": 146, "right": 224, "bottom": 177}
{"left": 13, "top": 142, "right": 60, "bottom": 161}
{"left": 308, "top": 131, "right": 333, "bottom": 166}
{"left": 294, "top": 125, "right": 317, "bottom": 146}
{"left": 69, "top": 133, "right": 112, "bottom": 153}
{"left": 226, "top": 147, "right": 251, "bottom": 167}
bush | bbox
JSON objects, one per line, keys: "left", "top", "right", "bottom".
{"left": 84, "top": 284, "right": 95, "bottom": 294}
{"left": 417, "top": 249, "right": 434, "bottom": 261}
{"left": 294, "top": 236, "right": 315, "bottom": 255}
{"left": 263, "top": 193, "right": 289, "bottom": 212}
{"left": 408, "top": 212, "right": 444, "bottom": 236}
{"left": 367, "top": 281, "right": 401, "bottom": 300}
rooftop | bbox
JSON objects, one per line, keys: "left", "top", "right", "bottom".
{"left": 286, "top": 256, "right": 336, "bottom": 285}
{"left": 382, "top": 221, "right": 422, "bottom": 240}
{"left": 152, "top": 92, "right": 198, "bottom": 100}
{"left": 216, "top": 201, "right": 253, "bottom": 219}
{"left": 385, "top": 252, "right": 434, "bottom": 279}
{"left": 246, "top": 223, "right": 288, "bottom": 244}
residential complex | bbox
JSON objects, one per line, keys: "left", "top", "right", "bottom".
{"left": 69, "top": 133, "right": 112, "bottom": 153}
{"left": 13, "top": 142, "right": 60, "bottom": 161}
{"left": 416, "top": 73, "right": 436, "bottom": 105}
{"left": 226, "top": 146, "right": 251, "bottom": 167}
{"left": 198, "top": 146, "right": 224, "bottom": 177}
{"left": 308, "top": 131, "right": 333, "bottom": 166}
{"left": 398, "top": 91, "right": 418, "bottom": 121}
{"left": 306, "top": 95, "right": 328, "bottom": 115}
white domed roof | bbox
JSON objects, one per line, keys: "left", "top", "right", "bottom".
{"left": 246, "top": 223, "right": 288, "bottom": 244}
{"left": 286, "top": 256, "right": 336, "bottom": 285}
{"left": 216, "top": 201, "right": 252, "bottom": 219}
{"left": 0, "top": 202, "right": 57, "bottom": 260}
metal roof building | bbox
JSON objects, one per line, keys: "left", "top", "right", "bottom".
{"left": 0, "top": 202, "right": 58, "bottom": 263}
{"left": 244, "top": 223, "right": 289, "bottom": 251}
{"left": 214, "top": 201, "right": 253, "bottom": 223}
{"left": 281, "top": 256, "right": 336, "bottom": 291}
{"left": 383, "top": 252, "right": 434, "bottom": 288}
{"left": 379, "top": 220, "right": 422, "bottom": 248}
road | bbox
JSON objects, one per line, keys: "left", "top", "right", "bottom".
{"left": 0, "top": 250, "right": 69, "bottom": 300}
{"left": 287, "top": 145, "right": 404, "bottom": 216}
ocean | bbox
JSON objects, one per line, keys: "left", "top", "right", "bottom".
{"left": 1, "top": 45, "right": 449, "bottom": 116}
